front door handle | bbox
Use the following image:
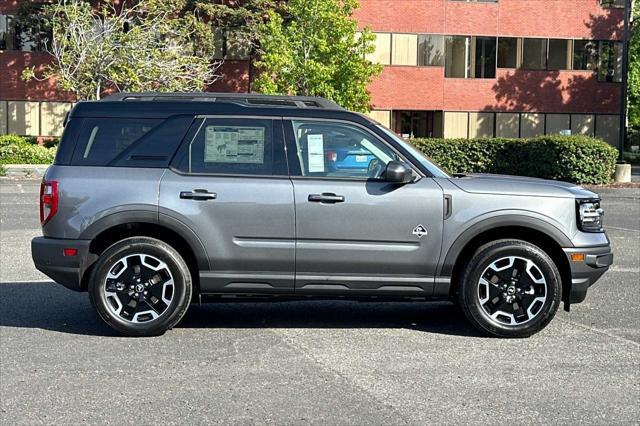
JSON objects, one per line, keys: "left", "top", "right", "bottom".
{"left": 308, "top": 193, "right": 345, "bottom": 203}
{"left": 180, "top": 189, "right": 217, "bottom": 200}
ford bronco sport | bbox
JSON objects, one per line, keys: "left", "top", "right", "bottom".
{"left": 31, "top": 93, "right": 613, "bottom": 337}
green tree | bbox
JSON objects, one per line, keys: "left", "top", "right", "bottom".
{"left": 628, "top": 0, "right": 640, "bottom": 132}
{"left": 22, "top": 0, "right": 222, "bottom": 100}
{"left": 253, "top": 0, "right": 382, "bottom": 112}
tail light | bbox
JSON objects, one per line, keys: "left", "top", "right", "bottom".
{"left": 326, "top": 150, "right": 337, "bottom": 162}
{"left": 40, "top": 180, "right": 59, "bottom": 225}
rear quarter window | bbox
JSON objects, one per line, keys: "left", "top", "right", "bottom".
{"left": 71, "top": 118, "right": 162, "bottom": 166}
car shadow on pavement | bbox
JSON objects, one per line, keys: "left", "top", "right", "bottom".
{"left": 0, "top": 281, "right": 482, "bottom": 337}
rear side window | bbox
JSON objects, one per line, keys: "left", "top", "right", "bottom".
{"left": 175, "top": 118, "right": 275, "bottom": 175}
{"left": 72, "top": 118, "right": 162, "bottom": 166}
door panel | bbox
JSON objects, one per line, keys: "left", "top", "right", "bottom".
{"left": 293, "top": 178, "right": 443, "bottom": 295}
{"left": 160, "top": 172, "right": 295, "bottom": 293}
{"left": 159, "top": 117, "right": 295, "bottom": 294}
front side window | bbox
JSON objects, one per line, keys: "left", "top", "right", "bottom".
{"left": 178, "top": 118, "right": 274, "bottom": 175}
{"left": 290, "top": 121, "right": 399, "bottom": 179}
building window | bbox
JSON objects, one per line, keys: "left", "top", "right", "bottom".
{"left": 366, "top": 32, "right": 391, "bottom": 65}
{"left": 497, "top": 37, "right": 518, "bottom": 68}
{"left": 473, "top": 36, "right": 497, "bottom": 78}
{"left": 598, "top": 41, "right": 623, "bottom": 82}
{"left": 449, "top": 0, "right": 498, "bottom": 3}
{"left": 547, "top": 39, "right": 570, "bottom": 70}
{"left": 600, "top": 0, "right": 624, "bottom": 8}
{"left": 573, "top": 40, "right": 598, "bottom": 70}
{"left": 0, "top": 15, "right": 15, "bottom": 50}
{"left": 418, "top": 34, "right": 444, "bottom": 66}
{"left": 522, "top": 38, "right": 548, "bottom": 70}
{"left": 392, "top": 33, "right": 418, "bottom": 66}
{"left": 445, "top": 36, "right": 496, "bottom": 78}
{"left": 445, "top": 36, "right": 471, "bottom": 77}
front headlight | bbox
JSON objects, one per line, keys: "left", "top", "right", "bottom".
{"left": 576, "top": 199, "right": 604, "bottom": 232}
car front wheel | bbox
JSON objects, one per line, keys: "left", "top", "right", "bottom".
{"left": 88, "top": 237, "right": 192, "bottom": 337}
{"left": 458, "top": 239, "right": 561, "bottom": 338}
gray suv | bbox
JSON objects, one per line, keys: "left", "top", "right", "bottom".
{"left": 31, "top": 93, "right": 613, "bottom": 338}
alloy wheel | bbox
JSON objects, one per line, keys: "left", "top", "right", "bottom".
{"left": 477, "top": 256, "right": 547, "bottom": 326}
{"left": 103, "top": 254, "right": 175, "bottom": 324}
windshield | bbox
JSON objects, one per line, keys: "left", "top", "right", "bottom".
{"left": 376, "top": 125, "right": 449, "bottom": 178}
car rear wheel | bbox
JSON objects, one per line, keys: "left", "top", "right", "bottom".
{"left": 89, "top": 237, "right": 192, "bottom": 337}
{"left": 458, "top": 239, "right": 561, "bottom": 338}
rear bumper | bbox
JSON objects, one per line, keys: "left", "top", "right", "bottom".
{"left": 31, "top": 237, "right": 96, "bottom": 292}
{"left": 563, "top": 245, "right": 613, "bottom": 303}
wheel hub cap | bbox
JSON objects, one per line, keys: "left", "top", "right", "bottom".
{"left": 477, "top": 256, "right": 547, "bottom": 326}
{"left": 103, "top": 254, "right": 175, "bottom": 324}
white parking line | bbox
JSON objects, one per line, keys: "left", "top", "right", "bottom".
{"left": 0, "top": 279, "right": 53, "bottom": 284}
{"left": 607, "top": 226, "right": 640, "bottom": 233}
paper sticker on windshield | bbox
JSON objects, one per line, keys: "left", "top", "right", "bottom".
{"left": 307, "top": 134, "right": 325, "bottom": 173}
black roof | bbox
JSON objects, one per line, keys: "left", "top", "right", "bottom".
{"left": 101, "top": 92, "right": 344, "bottom": 110}
{"left": 69, "top": 92, "right": 372, "bottom": 124}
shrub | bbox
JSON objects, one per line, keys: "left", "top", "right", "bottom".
{"left": 0, "top": 143, "right": 57, "bottom": 165}
{"left": 410, "top": 135, "right": 619, "bottom": 185}
{"left": 0, "top": 134, "right": 30, "bottom": 148}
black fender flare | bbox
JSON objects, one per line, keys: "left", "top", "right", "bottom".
{"left": 438, "top": 215, "right": 573, "bottom": 277}
{"left": 78, "top": 210, "right": 210, "bottom": 271}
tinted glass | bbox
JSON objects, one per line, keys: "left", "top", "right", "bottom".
{"left": 418, "top": 34, "right": 444, "bottom": 66}
{"left": 445, "top": 36, "right": 470, "bottom": 78}
{"left": 291, "top": 121, "right": 398, "bottom": 179}
{"left": 548, "top": 39, "right": 569, "bottom": 70}
{"left": 573, "top": 40, "right": 598, "bottom": 70}
{"left": 474, "top": 37, "right": 496, "bottom": 78}
{"left": 178, "top": 118, "right": 274, "bottom": 175}
{"left": 522, "top": 38, "right": 547, "bottom": 70}
{"left": 497, "top": 37, "right": 518, "bottom": 68}
{"left": 72, "top": 118, "right": 161, "bottom": 166}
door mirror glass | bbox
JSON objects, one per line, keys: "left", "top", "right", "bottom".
{"left": 384, "top": 160, "right": 414, "bottom": 183}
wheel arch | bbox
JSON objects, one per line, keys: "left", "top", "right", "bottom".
{"left": 442, "top": 219, "right": 572, "bottom": 304}
{"left": 78, "top": 211, "right": 209, "bottom": 293}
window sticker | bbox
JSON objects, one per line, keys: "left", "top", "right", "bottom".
{"left": 204, "top": 126, "right": 265, "bottom": 164}
{"left": 307, "top": 134, "right": 325, "bottom": 173}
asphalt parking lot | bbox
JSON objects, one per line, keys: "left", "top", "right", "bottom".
{"left": 1, "top": 180, "right": 638, "bottom": 424}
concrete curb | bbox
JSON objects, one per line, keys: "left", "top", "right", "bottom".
{"left": 1, "top": 164, "right": 50, "bottom": 178}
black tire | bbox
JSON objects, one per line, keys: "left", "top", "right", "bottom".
{"left": 458, "top": 239, "right": 561, "bottom": 338}
{"left": 88, "top": 237, "right": 192, "bottom": 337}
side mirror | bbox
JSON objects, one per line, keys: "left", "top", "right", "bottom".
{"left": 383, "top": 160, "right": 414, "bottom": 184}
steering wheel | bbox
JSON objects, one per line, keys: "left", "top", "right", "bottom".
{"left": 367, "top": 159, "right": 385, "bottom": 179}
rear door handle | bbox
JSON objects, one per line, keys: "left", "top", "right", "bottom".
{"left": 308, "top": 193, "right": 345, "bottom": 203}
{"left": 180, "top": 189, "right": 217, "bottom": 200}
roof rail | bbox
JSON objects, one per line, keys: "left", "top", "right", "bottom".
{"left": 101, "top": 92, "right": 344, "bottom": 110}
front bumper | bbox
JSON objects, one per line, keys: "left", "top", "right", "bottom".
{"left": 563, "top": 245, "right": 613, "bottom": 303}
{"left": 31, "top": 237, "right": 96, "bottom": 292}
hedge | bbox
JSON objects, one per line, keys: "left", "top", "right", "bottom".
{"left": 410, "top": 135, "right": 619, "bottom": 185}
{"left": 0, "top": 134, "right": 57, "bottom": 165}
{"left": 0, "top": 133, "right": 619, "bottom": 184}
